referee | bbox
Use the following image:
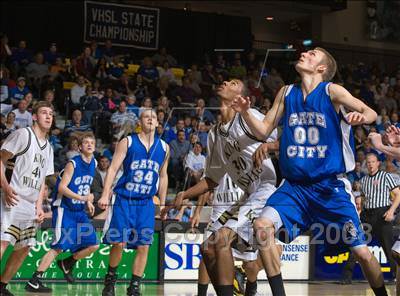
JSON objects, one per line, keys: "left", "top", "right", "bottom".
{"left": 359, "top": 153, "right": 400, "bottom": 278}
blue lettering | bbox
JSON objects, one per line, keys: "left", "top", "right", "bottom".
{"left": 164, "top": 243, "right": 183, "bottom": 270}
{"left": 185, "top": 243, "right": 202, "bottom": 270}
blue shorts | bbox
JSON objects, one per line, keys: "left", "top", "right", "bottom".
{"left": 102, "top": 195, "right": 155, "bottom": 249}
{"left": 264, "top": 177, "right": 366, "bottom": 249}
{"left": 51, "top": 207, "right": 98, "bottom": 253}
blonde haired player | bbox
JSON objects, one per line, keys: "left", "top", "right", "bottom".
{"left": 0, "top": 101, "right": 54, "bottom": 296}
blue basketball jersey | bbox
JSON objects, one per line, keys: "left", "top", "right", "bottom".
{"left": 114, "top": 133, "right": 168, "bottom": 199}
{"left": 52, "top": 155, "right": 97, "bottom": 211}
{"left": 279, "top": 82, "right": 355, "bottom": 182}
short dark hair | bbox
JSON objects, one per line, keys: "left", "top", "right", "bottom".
{"left": 32, "top": 101, "right": 54, "bottom": 115}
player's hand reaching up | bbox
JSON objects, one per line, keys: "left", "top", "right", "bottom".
{"left": 231, "top": 95, "right": 251, "bottom": 114}
{"left": 253, "top": 143, "right": 269, "bottom": 168}
{"left": 345, "top": 112, "right": 366, "bottom": 125}
{"left": 3, "top": 185, "right": 19, "bottom": 207}
{"left": 368, "top": 132, "right": 383, "bottom": 149}
{"left": 386, "top": 125, "right": 400, "bottom": 147}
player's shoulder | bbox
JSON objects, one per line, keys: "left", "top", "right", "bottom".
{"left": 158, "top": 137, "right": 168, "bottom": 153}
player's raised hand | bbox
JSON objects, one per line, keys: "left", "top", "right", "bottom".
{"left": 231, "top": 95, "right": 251, "bottom": 113}
{"left": 4, "top": 185, "right": 19, "bottom": 207}
{"left": 253, "top": 143, "right": 269, "bottom": 168}
{"left": 345, "top": 112, "right": 366, "bottom": 125}
{"left": 386, "top": 125, "right": 400, "bottom": 146}
{"left": 368, "top": 132, "right": 383, "bottom": 149}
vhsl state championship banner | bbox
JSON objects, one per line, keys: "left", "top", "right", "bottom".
{"left": 84, "top": 1, "right": 160, "bottom": 50}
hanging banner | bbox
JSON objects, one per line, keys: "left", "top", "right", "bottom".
{"left": 84, "top": 1, "right": 160, "bottom": 50}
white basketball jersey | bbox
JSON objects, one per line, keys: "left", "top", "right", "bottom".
{"left": 2, "top": 127, "right": 54, "bottom": 203}
{"left": 205, "top": 108, "right": 277, "bottom": 194}
{"left": 211, "top": 174, "right": 244, "bottom": 220}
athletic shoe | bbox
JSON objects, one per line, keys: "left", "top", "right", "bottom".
{"left": 0, "top": 286, "right": 14, "bottom": 296}
{"left": 127, "top": 284, "right": 141, "bottom": 296}
{"left": 102, "top": 273, "right": 117, "bottom": 296}
{"left": 25, "top": 278, "right": 52, "bottom": 293}
{"left": 57, "top": 259, "right": 75, "bottom": 283}
{"left": 233, "top": 265, "right": 246, "bottom": 296}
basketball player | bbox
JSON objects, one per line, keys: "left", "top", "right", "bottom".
{"left": 25, "top": 134, "right": 99, "bottom": 292}
{"left": 232, "top": 47, "right": 388, "bottom": 296}
{"left": 98, "top": 109, "right": 169, "bottom": 296}
{"left": 164, "top": 79, "right": 279, "bottom": 296}
{"left": 191, "top": 174, "right": 265, "bottom": 296}
{"left": 0, "top": 101, "right": 54, "bottom": 296}
{"left": 370, "top": 125, "right": 400, "bottom": 296}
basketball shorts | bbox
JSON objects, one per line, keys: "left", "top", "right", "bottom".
{"left": 261, "top": 176, "right": 366, "bottom": 249}
{"left": 206, "top": 183, "right": 276, "bottom": 261}
{"left": 0, "top": 197, "right": 38, "bottom": 249}
{"left": 51, "top": 206, "right": 97, "bottom": 252}
{"left": 102, "top": 194, "right": 155, "bottom": 249}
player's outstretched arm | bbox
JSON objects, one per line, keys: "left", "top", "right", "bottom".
{"left": 98, "top": 138, "right": 128, "bottom": 209}
{"left": 368, "top": 132, "right": 400, "bottom": 160}
{"left": 158, "top": 145, "right": 170, "bottom": 212}
{"left": 0, "top": 150, "right": 19, "bottom": 206}
{"left": 329, "top": 83, "right": 377, "bottom": 125}
{"left": 232, "top": 86, "right": 286, "bottom": 140}
{"left": 58, "top": 162, "right": 90, "bottom": 202}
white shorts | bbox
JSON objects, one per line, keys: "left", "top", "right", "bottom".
{"left": 0, "top": 197, "right": 38, "bottom": 249}
{"left": 392, "top": 236, "right": 400, "bottom": 254}
{"left": 205, "top": 183, "right": 276, "bottom": 261}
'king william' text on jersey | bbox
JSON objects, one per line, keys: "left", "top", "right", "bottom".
{"left": 52, "top": 155, "right": 97, "bottom": 211}
{"left": 114, "top": 134, "right": 167, "bottom": 199}
{"left": 280, "top": 82, "right": 355, "bottom": 182}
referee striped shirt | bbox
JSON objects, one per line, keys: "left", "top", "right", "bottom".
{"left": 360, "top": 170, "right": 399, "bottom": 209}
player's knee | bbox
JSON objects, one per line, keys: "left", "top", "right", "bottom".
{"left": 352, "top": 247, "right": 373, "bottom": 264}
{"left": 200, "top": 241, "right": 215, "bottom": 259}
{"left": 253, "top": 218, "right": 274, "bottom": 242}
{"left": 392, "top": 250, "right": 400, "bottom": 266}
{"left": 214, "top": 228, "right": 234, "bottom": 249}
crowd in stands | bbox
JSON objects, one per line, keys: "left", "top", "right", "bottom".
{"left": 1, "top": 33, "right": 400, "bottom": 221}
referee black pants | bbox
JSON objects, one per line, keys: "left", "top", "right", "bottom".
{"left": 343, "top": 206, "right": 396, "bottom": 280}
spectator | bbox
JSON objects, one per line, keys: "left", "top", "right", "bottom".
{"left": 126, "top": 94, "right": 140, "bottom": 117}
{"left": 139, "top": 97, "right": 153, "bottom": 116}
{"left": 229, "top": 58, "right": 246, "bottom": 79}
{"left": 76, "top": 46, "right": 95, "bottom": 79}
{"left": 190, "top": 98, "right": 215, "bottom": 123}
{"left": 65, "top": 136, "right": 80, "bottom": 160}
{"left": 89, "top": 40, "right": 102, "bottom": 60}
{"left": 12, "top": 99, "right": 32, "bottom": 128}
{"left": 186, "top": 69, "right": 202, "bottom": 95}
{"left": 174, "top": 76, "right": 198, "bottom": 106}
{"left": 354, "top": 126, "right": 367, "bottom": 150}
{"left": 9, "top": 76, "right": 30, "bottom": 105}
{"left": 133, "top": 74, "right": 149, "bottom": 102}
{"left": 190, "top": 63, "right": 202, "bottom": 85}
{"left": 70, "top": 75, "right": 87, "bottom": 108}
{"left": 49, "top": 57, "right": 67, "bottom": 76}
{"left": 158, "top": 61, "right": 176, "bottom": 84}
{"left": 390, "top": 112, "right": 400, "bottom": 128}
{"left": 91, "top": 155, "right": 110, "bottom": 217}
{"left": 103, "top": 137, "right": 119, "bottom": 161}
{"left": 100, "top": 87, "right": 117, "bottom": 113}
{"left": 102, "top": 39, "right": 115, "bottom": 62}
{"left": 110, "top": 100, "right": 138, "bottom": 138}
{"left": 214, "top": 54, "right": 228, "bottom": 76}
{"left": 43, "top": 43, "right": 61, "bottom": 65}
{"left": 95, "top": 57, "right": 109, "bottom": 82}
{"left": 152, "top": 46, "right": 177, "bottom": 67}
{"left": 10, "top": 40, "right": 31, "bottom": 69}
{"left": 169, "top": 130, "right": 191, "bottom": 189}
{"left": 3, "top": 111, "right": 16, "bottom": 136}
{"left": 184, "top": 142, "right": 206, "bottom": 188}
{"left": 80, "top": 85, "right": 102, "bottom": 125}
{"left": 379, "top": 87, "right": 397, "bottom": 115}
{"left": 26, "top": 52, "right": 49, "bottom": 88}
{"left": 347, "top": 161, "right": 366, "bottom": 183}
{"left": 64, "top": 109, "right": 92, "bottom": 138}
{"left": 245, "top": 51, "right": 258, "bottom": 71}
{"left": 200, "top": 63, "right": 217, "bottom": 98}
{"left": 107, "top": 56, "right": 125, "bottom": 80}
{"left": 138, "top": 57, "right": 159, "bottom": 86}
{"left": 263, "top": 68, "right": 284, "bottom": 96}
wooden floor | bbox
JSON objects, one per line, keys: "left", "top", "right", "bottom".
{"left": 8, "top": 282, "right": 396, "bottom": 295}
